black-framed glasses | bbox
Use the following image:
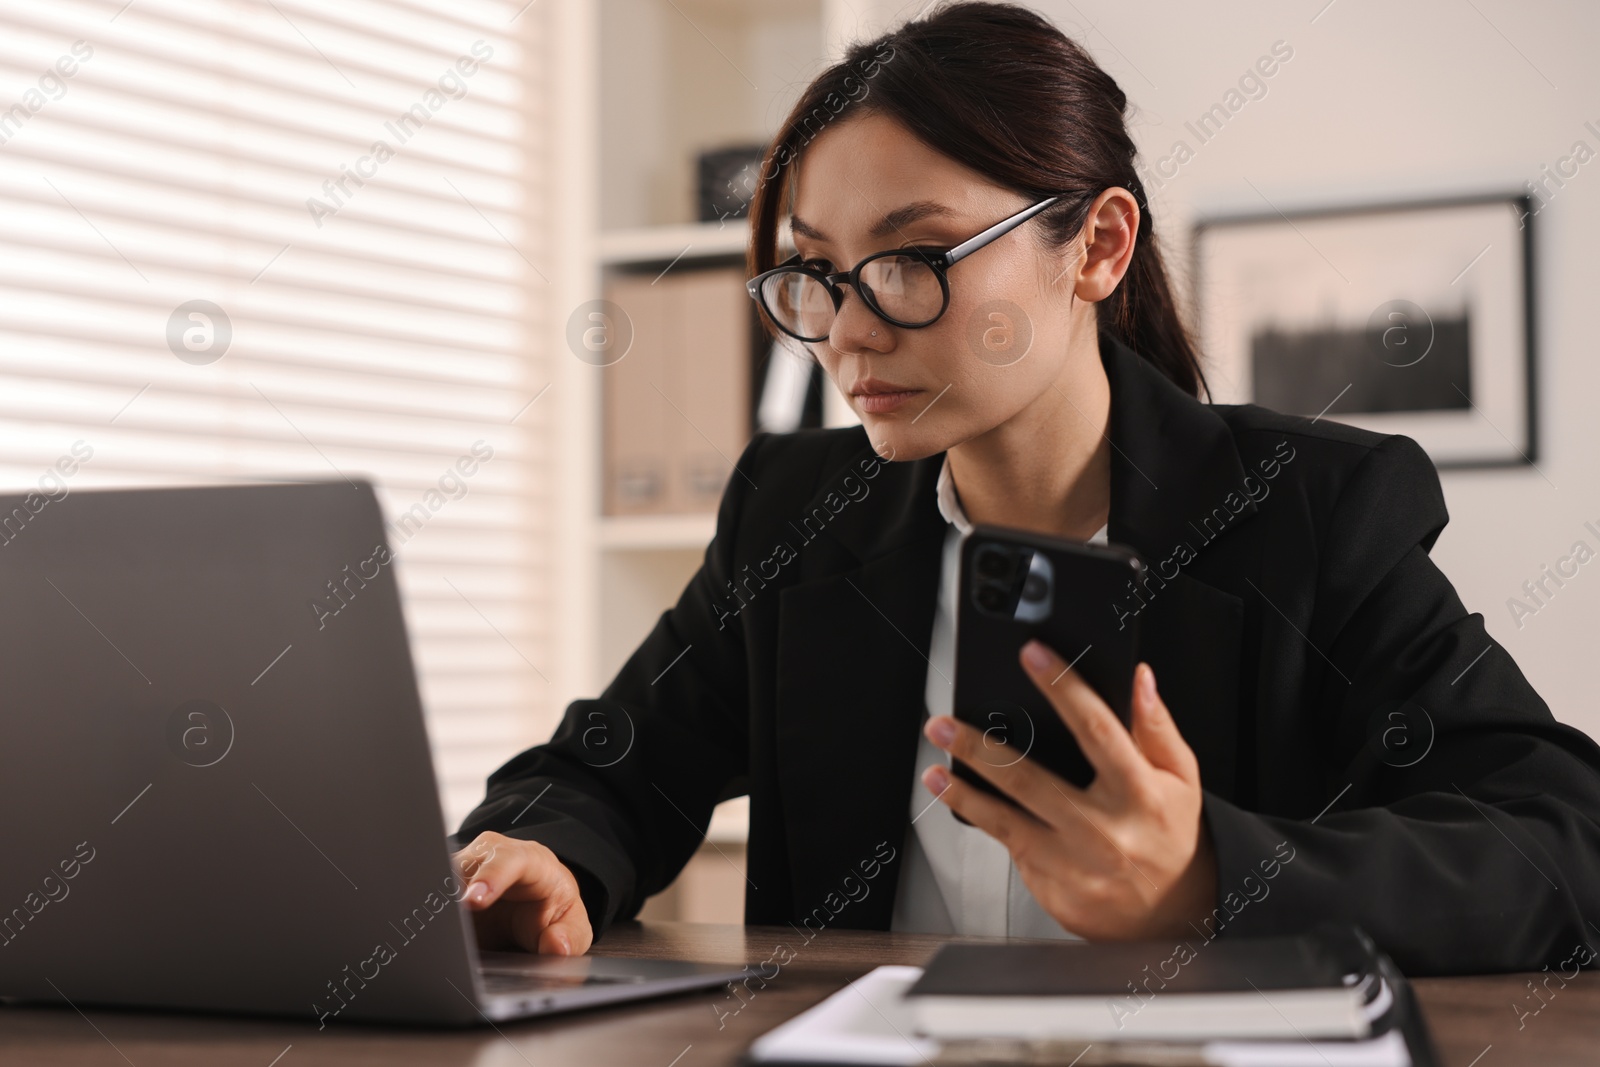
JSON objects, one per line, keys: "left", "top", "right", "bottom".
{"left": 746, "top": 195, "right": 1061, "bottom": 343}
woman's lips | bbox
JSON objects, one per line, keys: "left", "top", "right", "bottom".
{"left": 855, "top": 389, "right": 922, "bottom": 414}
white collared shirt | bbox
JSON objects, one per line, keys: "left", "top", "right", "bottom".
{"left": 889, "top": 455, "right": 1108, "bottom": 939}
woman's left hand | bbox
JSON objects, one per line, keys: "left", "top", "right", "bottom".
{"left": 922, "top": 639, "right": 1217, "bottom": 940}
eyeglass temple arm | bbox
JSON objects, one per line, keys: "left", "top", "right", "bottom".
{"left": 942, "top": 196, "right": 1061, "bottom": 266}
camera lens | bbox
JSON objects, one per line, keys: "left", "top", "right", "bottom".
{"left": 975, "top": 545, "right": 1012, "bottom": 581}
{"left": 1021, "top": 574, "right": 1048, "bottom": 601}
{"left": 976, "top": 584, "right": 1007, "bottom": 612}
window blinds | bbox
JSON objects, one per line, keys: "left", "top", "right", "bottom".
{"left": 0, "top": 0, "right": 548, "bottom": 828}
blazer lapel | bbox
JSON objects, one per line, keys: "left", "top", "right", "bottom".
{"left": 1100, "top": 334, "right": 1253, "bottom": 801}
{"left": 774, "top": 529, "right": 944, "bottom": 929}
{"left": 773, "top": 446, "right": 945, "bottom": 930}
{"left": 1100, "top": 332, "right": 1260, "bottom": 557}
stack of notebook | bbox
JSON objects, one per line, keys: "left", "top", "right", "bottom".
{"left": 742, "top": 924, "right": 1438, "bottom": 1067}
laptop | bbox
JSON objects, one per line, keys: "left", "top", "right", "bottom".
{"left": 0, "top": 480, "right": 751, "bottom": 1026}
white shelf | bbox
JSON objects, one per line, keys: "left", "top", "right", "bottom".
{"left": 599, "top": 513, "right": 716, "bottom": 551}
{"left": 598, "top": 218, "right": 795, "bottom": 268}
{"left": 599, "top": 221, "right": 750, "bottom": 266}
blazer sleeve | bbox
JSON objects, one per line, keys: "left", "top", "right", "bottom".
{"left": 450, "top": 432, "right": 771, "bottom": 938}
{"left": 1201, "top": 433, "right": 1600, "bottom": 975}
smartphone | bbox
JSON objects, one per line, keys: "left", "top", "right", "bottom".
{"left": 950, "top": 523, "right": 1146, "bottom": 817}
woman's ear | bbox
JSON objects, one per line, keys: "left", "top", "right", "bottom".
{"left": 1073, "top": 187, "right": 1140, "bottom": 303}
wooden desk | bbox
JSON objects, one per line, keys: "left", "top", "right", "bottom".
{"left": 4, "top": 922, "right": 1596, "bottom": 1065}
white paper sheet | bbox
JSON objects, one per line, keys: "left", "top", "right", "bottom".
{"left": 747, "top": 965, "right": 939, "bottom": 1065}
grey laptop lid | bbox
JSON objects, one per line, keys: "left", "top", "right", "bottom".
{"left": 0, "top": 480, "right": 491, "bottom": 1025}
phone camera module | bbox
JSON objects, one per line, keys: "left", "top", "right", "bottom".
{"left": 973, "top": 543, "right": 1024, "bottom": 618}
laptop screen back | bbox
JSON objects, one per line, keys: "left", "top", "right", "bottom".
{"left": 0, "top": 481, "right": 485, "bottom": 1026}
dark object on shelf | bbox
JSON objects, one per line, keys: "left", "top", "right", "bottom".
{"left": 698, "top": 144, "right": 767, "bottom": 223}
{"left": 755, "top": 340, "right": 825, "bottom": 433}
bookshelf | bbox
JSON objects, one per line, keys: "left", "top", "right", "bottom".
{"left": 552, "top": 0, "right": 885, "bottom": 920}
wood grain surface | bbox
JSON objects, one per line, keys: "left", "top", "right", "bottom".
{"left": 2, "top": 922, "right": 1595, "bottom": 1066}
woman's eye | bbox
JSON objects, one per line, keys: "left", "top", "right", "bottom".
{"left": 801, "top": 258, "right": 831, "bottom": 272}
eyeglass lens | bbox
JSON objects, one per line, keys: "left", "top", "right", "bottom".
{"left": 760, "top": 255, "right": 944, "bottom": 339}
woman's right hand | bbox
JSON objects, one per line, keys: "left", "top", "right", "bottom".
{"left": 452, "top": 831, "right": 594, "bottom": 956}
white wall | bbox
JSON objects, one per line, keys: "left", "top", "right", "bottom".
{"left": 598, "top": 0, "right": 823, "bottom": 229}
{"left": 870, "top": 0, "right": 1600, "bottom": 738}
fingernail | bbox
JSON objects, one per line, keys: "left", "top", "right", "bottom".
{"left": 925, "top": 765, "right": 950, "bottom": 793}
{"left": 1140, "top": 663, "right": 1157, "bottom": 704}
{"left": 555, "top": 931, "right": 571, "bottom": 955}
{"left": 464, "top": 882, "right": 486, "bottom": 906}
{"left": 1022, "top": 639, "right": 1052, "bottom": 671}
{"left": 927, "top": 717, "right": 956, "bottom": 747}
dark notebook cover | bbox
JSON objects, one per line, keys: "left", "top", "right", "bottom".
{"left": 906, "top": 926, "right": 1372, "bottom": 998}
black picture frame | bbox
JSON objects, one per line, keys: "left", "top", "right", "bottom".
{"left": 1191, "top": 192, "right": 1538, "bottom": 469}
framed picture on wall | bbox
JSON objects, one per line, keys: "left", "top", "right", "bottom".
{"left": 1192, "top": 193, "right": 1537, "bottom": 468}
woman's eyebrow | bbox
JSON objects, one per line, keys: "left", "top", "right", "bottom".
{"left": 789, "top": 200, "right": 961, "bottom": 245}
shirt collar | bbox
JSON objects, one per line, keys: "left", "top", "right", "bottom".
{"left": 936, "top": 454, "right": 1110, "bottom": 544}
{"left": 935, "top": 454, "right": 973, "bottom": 535}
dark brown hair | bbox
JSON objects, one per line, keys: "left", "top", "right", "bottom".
{"left": 746, "top": 0, "right": 1207, "bottom": 399}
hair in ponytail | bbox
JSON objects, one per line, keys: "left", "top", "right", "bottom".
{"left": 746, "top": 0, "right": 1209, "bottom": 399}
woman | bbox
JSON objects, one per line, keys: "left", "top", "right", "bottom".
{"left": 451, "top": 1, "right": 1600, "bottom": 975}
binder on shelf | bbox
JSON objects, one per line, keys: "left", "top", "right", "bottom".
{"left": 676, "top": 266, "right": 750, "bottom": 512}
{"left": 602, "top": 265, "right": 749, "bottom": 517}
{"left": 756, "top": 338, "right": 815, "bottom": 433}
{"left": 602, "top": 270, "right": 672, "bottom": 515}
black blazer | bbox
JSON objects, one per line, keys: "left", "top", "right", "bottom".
{"left": 454, "top": 332, "right": 1600, "bottom": 976}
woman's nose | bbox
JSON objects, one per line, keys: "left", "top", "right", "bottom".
{"left": 828, "top": 283, "right": 891, "bottom": 352}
